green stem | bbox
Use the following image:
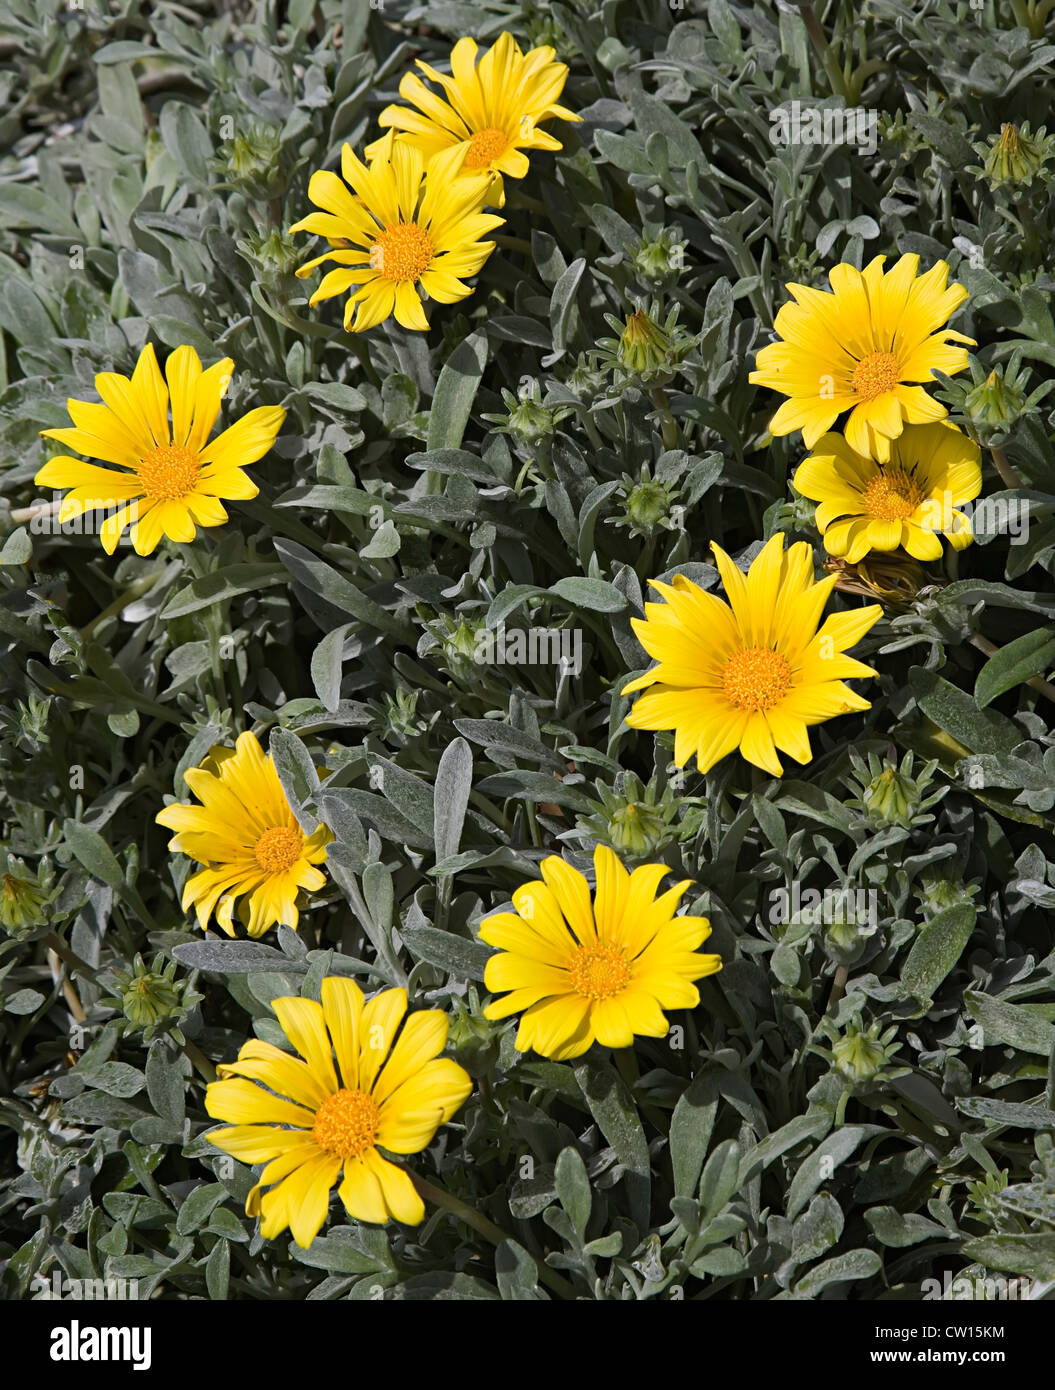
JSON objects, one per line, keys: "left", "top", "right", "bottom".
{"left": 990, "top": 444, "right": 1024, "bottom": 490}
{"left": 800, "top": 4, "right": 852, "bottom": 102}
{"left": 409, "top": 1174, "right": 578, "bottom": 1300}
{"left": 181, "top": 1037, "right": 217, "bottom": 1084}
{"left": 648, "top": 387, "right": 679, "bottom": 450}
{"left": 828, "top": 963, "right": 849, "bottom": 1011}
{"left": 614, "top": 1046, "right": 667, "bottom": 1131}
{"left": 43, "top": 932, "right": 97, "bottom": 981}
{"left": 78, "top": 570, "right": 162, "bottom": 642}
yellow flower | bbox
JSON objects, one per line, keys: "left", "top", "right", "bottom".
{"left": 622, "top": 533, "right": 883, "bottom": 777}
{"left": 367, "top": 32, "right": 580, "bottom": 206}
{"left": 478, "top": 845, "right": 721, "bottom": 1060}
{"left": 35, "top": 344, "right": 284, "bottom": 556}
{"left": 156, "top": 731, "right": 330, "bottom": 937}
{"left": 749, "top": 254, "right": 975, "bottom": 462}
{"left": 794, "top": 421, "right": 982, "bottom": 562}
{"left": 289, "top": 132, "right": 503, "bottom": 332}
{"left": 205, "top": 979, "right": 472, "bottom": 1246}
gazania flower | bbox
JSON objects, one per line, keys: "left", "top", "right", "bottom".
{"left": 794, "top": 421, "right": 982, "bottom": 562}
{"left": 156, "top": 731, "right": 330, "bottom": 937}
{"left": 622, "top": 533, "right": 883, "bottom": 777}
{"left": 35, "top": 344, "right": 284, "bottom": 556}
{"left": 478, "top": 844, "right": 721, "bottom": 1060}
{"left": 289, "top": 132, "right": 503, "bottom": 332}
{"left": 205, "top": 979, "right": 473, "bottom": 1245}
{"left": 749, "top": 254, "right": 974, "bottom": 462}
{"left": 367, "top": 32, "right": 580, "bottom": 206}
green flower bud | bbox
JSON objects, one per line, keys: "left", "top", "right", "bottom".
{"left": 916, "top": 871, "right": 980, "bottom": 921}
{"left": 506, "top": 396, "right": 557, "bottom": 446}
{"left": 107, "top": 954, "right": 200, "bottom": 1038}
{"left": 844, "top": 752, "right": 945, "bottom": 831}
{"left": 618, "top": 309, "right": 672, "bottom": 375}
{"left": 975, "top": 122, "right": 1055, "bottom": 189}
{"left": 421, "top": 614, "right": 488, "bottom": 685}
{"left": 0, "top": 870, "right": 50, "bottom": 937}
{"left": 964, "top": 369, "right": 1027, "bottom": 430}
{"left": 576, "top": 774, "right": 682, "bottom": 860}
{"left": 222, "top": 122, "right": 287, "bottom": 198}
{"left": 373, "top": 688, "right": 431, "bottom": 743}
{"left": 446, "top": 991, "right": 504, "bottom": 1078}
{"left": 236, "top": 228, "right": 302, "bottom": 285}
{"left": 629, "top": 227, "right": 688, "bottom": 290}
{"left": 831, "top": 1018, "right": 901, "bottom": 1085}
{"left": 626, "top": 479, "right": 674, "bottom": 532}
{"left": 482, "top": 381, "right": 573, "bottom": 454}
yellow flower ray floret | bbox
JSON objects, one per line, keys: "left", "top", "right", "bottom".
{"left": 794, "top": 421, "right": 982, "bottom": 562}
{"left": 156, "top": 730, "right": 331, "bottom": 938}
{"left": 205, "top": 979, "right": 473, "bottom": 1246}
{"left": 621, "top": 533, "right": 883, "bottom": 777}
{"left": 367, "top": 32, "right": 581, "bottom": 206}
{"left": 478, "top": 844, "right": 722, "bottom": 1061}
{"left": 749, "top": 254, "right": 975, "bottom": 463}
{"left": 34, "top": 343, "right": 284, "bottom": 556}
{"left": 289, "top": 132, "right": 504, "bottom": 332}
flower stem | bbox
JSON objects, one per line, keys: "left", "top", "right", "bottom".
{"left": 990, "top": 444, "right": 1024, "bottom": 490}
{"left": 828, "top": 963, "right": 849, "bottom": 1011}
{"left": 181, "top": 1037, "right": 217, "bottom": 1084}
{"left": 409, "top": 1174, "right": 578, "bottom": 1299}
{"left": 78, "top": 570, "right": 162, "bottom": 642}
{"left": 800, "top": 4, "right": 851, "bottom": 102}
{"left": 649, "top": 387, "right": 679, "bottom": 450}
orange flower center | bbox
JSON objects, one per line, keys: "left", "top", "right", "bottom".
{"left": 312, "top": 1088, "right": 380, "bottom": 1159}
{"left": 370, "top": 222, "right": 434, "bottom": 282}
{"left": 464, "top": 127, "right": 509, "bottom": 169}
{"left": 722, "top": 647, "right": 793, "bottom": 713}
{"left": 570, "top": 942, "right": 631, "bottom": 1001}
{"left": 851, "top": 351, "right": 900, "bottom": 401}
{"left": 862, "top": 468, "right": 924, "bottom": 521}
{"left": 137, "top": 443, "right": 200, "bottom": 501}
{"left": 254, "top": 825, "right": 303, "bottom": 873}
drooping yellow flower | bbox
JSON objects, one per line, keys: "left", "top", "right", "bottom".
{"left": 749, "top": 254, "right": 975, "bottom": 462}
{"left": 478, "top": 844, "right": 721, "bottom": 1060}
{"left": 35, "top": 344, "right": 284, "bottom": 556}
{"left": 794, "top": 421, "right": 982, "bottom": 562}
{"left": 205, "top": 979, "right": 472, "bottom": 1246}
{"left": 366, "top": 32, "right": 580, "bottom": 206}
{"left": 156, "top": 731, "right": 330, "bottom": 937}
{"left": 622, "top": 533, "right": 883, "bottom": 777}
{"left": 289, "top": 132, "right": 503, "bottom": 332}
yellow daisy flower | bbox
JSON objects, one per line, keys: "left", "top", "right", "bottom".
{"left": 749, "top": 254, "right": 975, "bottom": 462}
{"left": 156, "top": 731, "right": 330, "bottom": 937}
{"left": 35, "top": 343, "right": 284, "bottom": 556}
{"left": 621, "top": 533, "right": 883, "bottom": 777}
{"left": 794, "top": 421, "right": 982, "bottom": 563}
{"left": 205, "top": 978, "right": 473, "bottom": 1246}
{"left": 367, "top": 32, "right": 581, "bottom": 206}
{"left": 478, "top": 844, "right": 721, "bottom": 1061}
{"left": 289, "top": 132, "right": 503, "bottom": 332}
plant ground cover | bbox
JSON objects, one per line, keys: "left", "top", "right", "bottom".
{"left": 2, "top": 0, "right": 1055, "bottom": 1306}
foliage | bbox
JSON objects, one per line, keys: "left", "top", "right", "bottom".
{"left": 2, "top": 0, "right": 1055, "bottom": 1301}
